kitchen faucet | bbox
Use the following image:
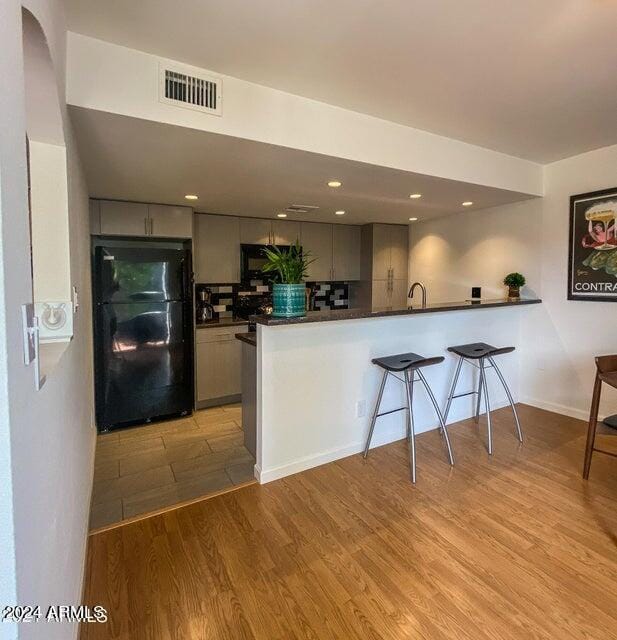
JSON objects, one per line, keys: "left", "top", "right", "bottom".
{"left": 408, "top": 282, "right": 427, "bottom": 308}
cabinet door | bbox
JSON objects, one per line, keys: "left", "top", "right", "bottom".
{"left": 301, "top": 222, "right": 333, "bottom": 281}
{"left": 194, "top": 214, "right": 240, "bottom": 283}
{"left": 272, "top": 220, "right": 300, "bottom": 246}
{"left": 196, "top": 337, "right": 241, "bottom": 402}
{"left": 100, "top": 200, "right": 149, "bottom": 236}
{"left": 371, "top": 280, "right": 391, "bottom": 309}
{"left": 332, "top": 225, "right": 361, "bottom": 281}
{"left": 148, "top": 204, "right": 193, "bottom": 238}
{"left": 240, "top": 218, "right": 272, "bottom": 245}
{"left": 371, "top": 224, "right": 392, "bottom": 280}
{"left": 390, "top": 224, "right": 409, "bottom": 282}
{"left": 390, "top": 279, "right": 409, "bottom": 308}
{"left": 89, "top": 200, "right": 101, "bottom": 235}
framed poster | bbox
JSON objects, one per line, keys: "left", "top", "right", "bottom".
{"left": 569, "top": 187, "right": 617, "bottom": 301}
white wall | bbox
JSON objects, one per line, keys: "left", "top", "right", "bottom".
{"left": 29, "top": 141, "right": 71, "bottom": 302}
{"left": 257, "top": 307, "right": 526, "bottom": 483}
{"left": 0, "top": 2, "right": 94, "bottom": 639}
{"left": 65, "top": 33, "right": 543, "bottom": 198}
{"left": 409, "top": 198, "right": 543, "bottom": 303}
{"left": 409, "top": 143, "right": 617, "bottom": 421}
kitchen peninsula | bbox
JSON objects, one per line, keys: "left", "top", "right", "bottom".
{"left": 249, "top": 298, "right": 541, "bottom": 483}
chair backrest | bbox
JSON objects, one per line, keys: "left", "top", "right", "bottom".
{"left": 595, "top": 354, "right": 617, "bottom": 374}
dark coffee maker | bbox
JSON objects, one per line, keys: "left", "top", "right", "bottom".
{"left": 197, "top": 288, "right": 214, "bottom": 323}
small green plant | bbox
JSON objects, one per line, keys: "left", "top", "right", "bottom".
{"left": 503, "top": 272, "right": 526, "bottom": 288}
{"left": 261, "top": 240, "right": 315, "bottom": 284}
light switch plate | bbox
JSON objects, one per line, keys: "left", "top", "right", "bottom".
{"left": 21, "top": 303, "right": 35, "bottom": 365}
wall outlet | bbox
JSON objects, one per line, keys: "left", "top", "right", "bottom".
{"left": 356, "top": 400, "right": 367, "bottom": 418}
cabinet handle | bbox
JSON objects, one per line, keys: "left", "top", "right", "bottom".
{"left": 144, "top": 217, "right": 148, "bottom": 235}
{"left": 150, "top": 218, "right": 154, "bottom": 235}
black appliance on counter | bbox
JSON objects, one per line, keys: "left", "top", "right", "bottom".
{"left": 93, "top": 241, "right": 193, "bottom": 431}
{"left": 240, "top": 243, "right": 290, "bottom": 283}
{"left": 235, "top": 292, "right": 273, "bottom": 330}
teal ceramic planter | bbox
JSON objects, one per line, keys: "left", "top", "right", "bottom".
{"left": 272, "top": 283, "right": 306, "bottom": 317}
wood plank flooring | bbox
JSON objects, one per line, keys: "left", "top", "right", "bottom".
{"left": 81, "top": 404, "right": 617, "bottom": 639}
{"left": 90, "top": 404, "right": 255, "bottom": 530}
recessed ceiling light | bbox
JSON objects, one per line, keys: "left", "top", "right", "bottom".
{"left": 335, "top": 210, "right": 345, "bottom": 216}
{"left": 462, "top": 201, "right": 473, "bottom": 206}
{"left": 327, "top": 180, "right": 342, "bottom": 188}
{"left": 184, "top": 194, "right": 199, "bottom": 200}
{"left": 409, "top": 217, "right": 418, "bottom": 221}
{"left": 409, "top": 193, "right": 422, "bottom": 199}
{"left": 277, "top": 213, "right": 287, "bottom": 218}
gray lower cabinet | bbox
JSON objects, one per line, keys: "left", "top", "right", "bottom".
{"left": 99, "top": 200, "right": 149, "bottom": 236}
{"left": 195, "top": 326, "right": 241, "bottom": 406}
{"left": 194, "top": 214, "right": 240, "bottom": 283}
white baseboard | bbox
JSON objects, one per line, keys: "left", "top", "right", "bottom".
{"left": 519, "top": 395, "right": 601, "bottom": 422}
{"left": 256, "top": 424, "right": 408, "bottom": 484}
{"left": 256, "top": 400, "right": 512, "bottom": 485}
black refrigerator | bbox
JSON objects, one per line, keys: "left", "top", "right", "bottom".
{"left": 93, "top": 243, "right": 193, "bottom": 431}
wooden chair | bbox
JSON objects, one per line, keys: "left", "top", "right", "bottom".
{"left": 583, "top": 354, "right": 617, "bottom": 479}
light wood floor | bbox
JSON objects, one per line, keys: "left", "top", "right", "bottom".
{"left": 90, "top": 404, "right": 255, "bottom": 530}
{"left": 82, "top": 404, "right": 617, "bottom": 639}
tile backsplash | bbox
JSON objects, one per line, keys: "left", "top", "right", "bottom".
{"left": 307, "top": 282, "right": 350, "bottom": 310}
{"left": 196, "top": 280, "right": 350, "bottom": 319}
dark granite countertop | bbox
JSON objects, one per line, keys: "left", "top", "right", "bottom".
{"left": 235, "top": 332, "right": 257, "bottom": 346}
{"left": 196, "top": 318, "right": 249, "bottom": 329}
{"left": 251, "top": 298, "right": 541, "bottom": 327}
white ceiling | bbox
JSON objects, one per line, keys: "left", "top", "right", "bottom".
{"left": 64, "top": 0, "right": 617, "bottom": 163}
{"left": 69, "top": 107, "right": 534, "bottom": 225}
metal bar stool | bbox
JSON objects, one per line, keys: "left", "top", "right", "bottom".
{"left": 363, "top": 352, "right": 455, "bottom": 483}
{"left": 583, "top": 354, "right": 617, "bottom": 479}
{"left": 443, "top": 342, "right": 523, "bottom": 454}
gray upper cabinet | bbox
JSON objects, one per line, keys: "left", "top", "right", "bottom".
{"left": 148, "top": 204, "right": 193, "bottom": 238}
{"left": 371, "top": 224, "right": 408, "bottom": 281}
{"left": 89, "top": 199, "right": 101, "bottom": 235}
{"left": 390, "top": 224, "right": 409, "bottom": 281}
{"left": 99, "top": 200, "right": 149, "bottom": 236}
{"left": 194, "top": 214, "right": 240, "bottom": 283}
{"left": 95, "top": 200, "right": 193, "bottom": 238}
{"left": 332, "top": 225, "right": 361, "bottom": 281}
{"left": 371, "top": 224, "right": 393, "bottom": 281}
{"left": 358, "top": 223, "right": 409, "bottom": 308}
{"left": 240, "top": 218, "right": 273, "bottom": 245}
{"left": 239, "top": 218, "right": 300, "bottom": 245}
{"left": 272, "top": 220, "right": 300, "bottom": 246}
{"left": 301, "top": 222, "right": 333, "bottom": 281}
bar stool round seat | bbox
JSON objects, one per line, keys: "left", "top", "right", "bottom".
{"left": 443, "top": 342, "right": 522, "bottom": 455}
{"left": 364, "top": 351, "right": 454, "bottom": 483}
{"left": 372, "top": 353, "right": 444, "bottom": 372}
{"left": 447, "top": 342, "right": 515, "bottom": 359}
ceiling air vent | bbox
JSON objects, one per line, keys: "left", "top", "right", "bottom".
{"left": 159, "top": 63, "right": 222, "bottom": 116}
{"left": 286, "top": 204, "right": 320, "bottom": 214}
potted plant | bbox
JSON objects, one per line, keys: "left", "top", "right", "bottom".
{"left": 262, "top": 241, "right": 315, "bottom": 317}
{"left": 503, "top": 272, "right": 526, "bottom": 299}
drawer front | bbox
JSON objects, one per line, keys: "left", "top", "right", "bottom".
{"left": 195, "top": 325, "right": 242, "bottom": 343}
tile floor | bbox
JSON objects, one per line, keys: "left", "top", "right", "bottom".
{"left": 89, "top": 404, "right": 255, "bottom": 530}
